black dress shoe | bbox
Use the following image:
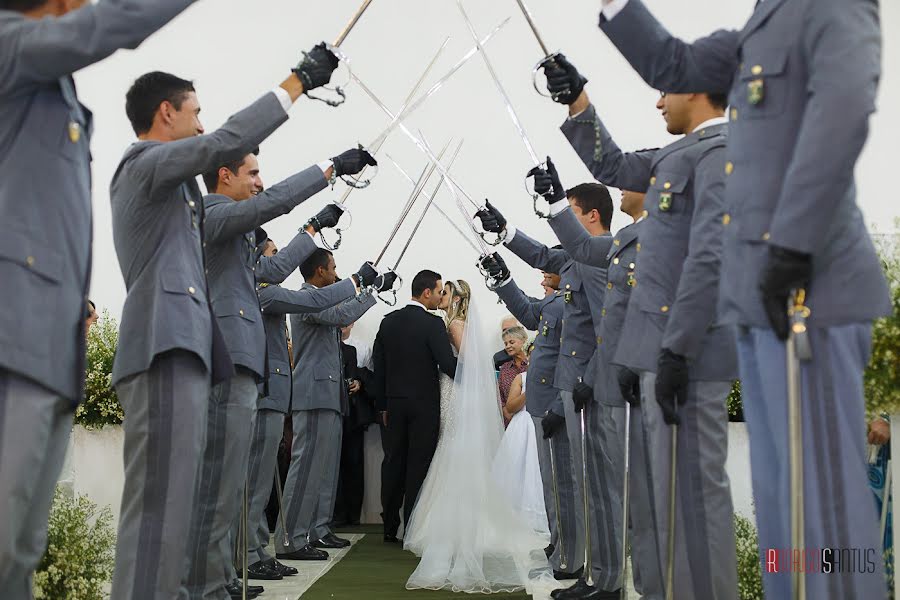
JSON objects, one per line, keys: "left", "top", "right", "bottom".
{"left": 553, "top": 566, "right": 584, "bottom": 580}
{"left": 247, "top": 560, "right": 282, "bottom": 580}
{"left": 225, "top": 581, "right": 260, "bottom": 599}
{"left": 324, "top": 533, "right": 351, "bottom": 547}
{"left": 552, "top": 577, "right": 592, "bottom": 599}
{"left": 312, "top": 534, "right": 351, "bottom": 549}
{"left": 270, "top": 558, "right": 298, "bottom": 576}
{"left": 276, "top": 544, "right": 329, "bottom": 560}
{"left": 231, "top": 579, "right": 264, "bottom": 594}
{"left": 544, "top": 543, "right": 555, "bottom": 558}
{"left": 578, "top": 587, "right": 621, "bottom": 600}
{"left": 383, "top": 534, "right": 401, "bottom": 544}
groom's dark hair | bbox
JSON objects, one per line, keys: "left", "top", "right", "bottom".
{"left": 411, "top": 270, "right": 442, "bottom": 297}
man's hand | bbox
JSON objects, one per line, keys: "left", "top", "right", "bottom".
{"left": 309, "top": 203, "right": 344, "bottom": 232}
{"left": 381, "top": 411, "right": 388, "bottom": 427}
{"left": 617, "top": 367, "right": 641, "bottom": 406}
{"left": 527, "top": 157, "right": 566, "bottom": 204}
{"left": 475, "top": 200, "right": 507, "bottom": 234}
{"left": 543, "top": 53, "right": 588, "bottom": 105}
{"left": 759, "top": 245, "right": 813, "bottom": 340}
{"left": 573, "top": 380, "right": 593, "bottom": 412}
{"left": 355, "top": 262, "right": 378, "bottom": 288}
{"left": 293, "top": 42, "right": 340, "bottom": 92}
{"left": 655, "top": 349, "right": 689, "bottom": 425}
{"left": 332, "top": 146, "right": 378, "bottom": 177}
{"left": 869, "top": 419, "right": 891, "bottom": 446}
{"left": 375, "top": 271, "right": 399, "bottom": 292}
{"left": 479, "top": 253, "right": 510, "bottom": 285}
{"left": 542, "top": 411, "right": 566, "bottom": 439}
{"left": 348, "top": 379, "right": 361, "bottom": 395}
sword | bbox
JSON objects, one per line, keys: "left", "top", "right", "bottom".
{"left": 580, "top": 396, "right": 593, "bottom": 587}
{"left": 665, "top": 426, "right": 677, "bottom": 600}
{"left": 241, "top": 481, "right": 249, "bottom": 600}
{"left": 620, "top": 402, "right": 631, "bottom": 600}
{"left": 787, "top": 289, "right": 811, "bottom": 600}
{"left": 307, "top": 0, "right": 376, "bottom": 107}
{"left": 274, "top": 461, "right": 291, "bottom": 549}
{"left": 512, "top": 0, "right": 563, "bottom": 100}
{"left": 456, "top": 0, "right": 553, "bottom": 218}
{"left": 333, "top": 0, "right": 374, "bottom": 47}
{"left": 548, "top": 435, "right": 568, "bottom": 571}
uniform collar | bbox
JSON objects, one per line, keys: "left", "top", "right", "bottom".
{"left": 693, "top": 116, "right": 728, "bottom": 133}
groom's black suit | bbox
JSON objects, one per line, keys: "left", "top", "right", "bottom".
{"left": 373, "top": 303, "right": 457, "bottom": 536}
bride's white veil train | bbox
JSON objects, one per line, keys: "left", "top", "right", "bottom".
{"left": 403, "top": 295, "right": 556, "bottom": 597}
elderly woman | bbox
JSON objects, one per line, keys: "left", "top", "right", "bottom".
{"left": 498, "top": 326, "right": 529, "bottom": 425}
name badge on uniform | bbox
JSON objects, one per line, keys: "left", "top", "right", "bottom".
{"left": 564, "top": 291, "right": 573, "bottom": 304}
{"left": 748, "top": 79, "right": 764, "bottom": 105}
{"left": 542, "top": 324, "right": 549, "bottom": 336}
{"left": 68, "top": 121, "right": 81, "bottom": 143}
{"left": 658, "top": 192, "right": 672, "bottom": 212}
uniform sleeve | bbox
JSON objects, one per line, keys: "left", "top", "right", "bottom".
{"left": 257, "top": 279, "right": 356, "bottom": 315}
{"left": 494, "top": 278, "right": 543, "bottom": 330}
{"left": 504, "top": 227, "right": 570, "bottom": 273}
{"left": 548, "top": 206, "right": 615, "bottom": 268}
{"left": 297, "top": 291, "right": 376, "bottom": 327}
{"left": 255, "top": 229, "right": 318, "bottom": 285}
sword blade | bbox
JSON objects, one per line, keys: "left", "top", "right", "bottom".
{"left": 514, "top": 0, "right": 552, "bottom": 57}
{"left": 333, "top": 0, "right": 375, "bottom": 47}
{"left": 457, "top": 0, "right": 540, "bottom": 166}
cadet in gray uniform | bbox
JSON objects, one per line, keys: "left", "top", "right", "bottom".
{"left": 477, "top": 187, "right": 613, "bottom": 582}
{"left": 545, "top": 56, "right": 738, "bottom": 599}
{"left": 589, "top": 1, "right": 891, "bottom": 598}
{"left": 110, "top": 49, "right": 338, "bottom": 600}
{"left": 245, "top": 234, "right": 358, "bottom": 580}
{"left": 276, "top": 250, "right": 389, "bottom": 560}
{"left": 0, "top": 1, "right": 196, "bottom": 595}
{"left": 187, "top": 145, "right": 373, "bottom": 599}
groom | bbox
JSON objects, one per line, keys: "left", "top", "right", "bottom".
{"left": 373, "top": 270, "right": 458, "bottom": 542}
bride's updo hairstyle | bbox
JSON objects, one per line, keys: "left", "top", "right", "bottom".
{"left": 444, "top": 279, "right": 471, "bottom": 326}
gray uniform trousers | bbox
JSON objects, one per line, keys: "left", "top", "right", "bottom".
{"left": 738, "top": 324, "right": 885, "bottom": 600}
{"left": 185, "top": 369, "right": 258, "bottom": 600}
{"left": 246, "top": 408, "right": 284, "bottom": 565}
{"left": 0, "top": 371, "right": 73, "bottom": 600}
{"left": 532, "top": 413, "right": 583, "bottom": 573}
{"left": 626, "top": 404, "right": 663, "bottom": 599}
{"left": 639, "top": 372, "right": 737, "bottom": 600}
{"left": 275, "top": 408, "right": 343, "bottom": 551}
{"left": 111, "top": 350, "right": 209, "bottom": 600}
{"left": 559, "top": 390, "right": 586, "bottom": 574}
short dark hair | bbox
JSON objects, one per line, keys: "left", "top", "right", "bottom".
{"left": 566, "top": 183, "right": 613, "bottom": 230}
{"left": 299, "top": 248, "right": 333, "bottom": 281}
{"left": 202, "top": 148, "right": 259, "bottom": 194}
{"left": 411, "top": 270, "right": 442, "bottom": 297}
{"left": 0, "top": 0, "right": 46, "bottom": 10}
{"left": 125, "top": 71, "right": 195, "bottom": 136}
{"left": 707, "top": 92, "right": 728, "bottom": 111}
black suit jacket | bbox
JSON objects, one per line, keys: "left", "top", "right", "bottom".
{"left": 372, "top": 305, "right": 457, "bottom": 412}
{"left": 341, "top": 341, "right": 376, "bottom": 430}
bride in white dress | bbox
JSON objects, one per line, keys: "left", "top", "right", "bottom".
{"left": 404, "top": 280, "right": 556, "bottom": 598}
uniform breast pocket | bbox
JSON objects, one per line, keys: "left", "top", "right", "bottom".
{"left": 34, "top": 100, "right": 86, "bottom": 164}
{"left": 648, "top": 172, "right": 691, "bottom": 219}
{"left": 734, "top": 46, "right": 790, "bottom": 120}
{"left": 539, "top": 314, "right": 558, "bottom": 338}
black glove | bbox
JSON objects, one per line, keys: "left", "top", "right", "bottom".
{"left": 475, "top": 200, "right": 507, "bottom": 234}
{"left": 309, "top": 203, "right": 344, "bottom": 232}
{"left": 543, "top": 53, "right": 588, "bottom": 105}
{"left": 332, "top": 146, "right": 378, "bottom": 178}
{"left": 293, "top": 42, "right": 340, "bottom": 92}
{"left": 617, "top": 367, "right": 641, "bottom": 406}
{"left": 527, "top": 156, "right": 566, "bottom": 204}
{"left": 759, "top": 245, "right": 813, "bottom": 340}
{"left": 655, "top": 348, "right": 689, "bottom": 425}
{"left": 375, "top": 270, "right": 399, "bottom": 292}
{"left": 355, "top": 262, "right": 378, "bottom": 288}
{"left": 479, "top": 253, "right": 510, "bottom": 284}
{"left": 573, "top": 380, "right": 593, "bottom": 412}
{"left": 542, "top": 411, "right": 566, "bottom": 439}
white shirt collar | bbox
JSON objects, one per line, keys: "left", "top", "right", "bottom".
{"left": 406, "top": 300, "right": 428, "bottom": 311}
{"left": 693, "top": 116, "right": 728, "bottom": 133}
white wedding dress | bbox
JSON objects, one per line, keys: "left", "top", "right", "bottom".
{"left": 403, "top": 300, "right": 557, "bottom": 598}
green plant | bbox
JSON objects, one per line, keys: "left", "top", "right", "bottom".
{"left": 727, "top": 380, "right": 744, "bottom": 421}
{"left": 33, "top": 488, "right": 116, "bottom": 599}
{"left": 734, "top": 513, "right": 764, "bottom": 600}
{"left": 865, "top": 231, "right": 900, "bottom": 417}
{"left": 76, "top": 311, "right": 124, "bottom": 429}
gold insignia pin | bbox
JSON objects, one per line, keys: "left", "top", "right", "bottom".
{"left": 659, "top": 192, "right": 673, "bottom": 212}
{"left": 564, "top": 291, "right": 573, "bottom": 304}
{"left": 748, "top": 79, "right": 764, "bottom": 105}
{"left": 68, "top": 121, "right": 81, "bottom": 143}
{"left": 542, "top": 325, "right": 549, "bottom": 336}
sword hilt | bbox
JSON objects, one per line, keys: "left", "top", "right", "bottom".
{"left": 532, "top": 52, "right": 563, "bottom": 100}
{"left": 375, "top": 270, "right": 403, "bottom": 307}
{"left": 524, "top": 160, "right": 553, "bottom": 219}
{"left": 788, "top": 288, "right": 812, "bottom": 361}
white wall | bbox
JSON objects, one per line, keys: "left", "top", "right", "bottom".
{"left": 76, "top": 0, "right": 899, "bottom": 343}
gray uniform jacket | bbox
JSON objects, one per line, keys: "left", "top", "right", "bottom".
{"left": 598, "top": 0, "right": 891, "bottom": 327}
{"left": 549, "top": 211, "right": 642, "bottom": 406}
{"left": 110, "top": 92, "right": 288, "bottom": 385}
{"left": 494, "top": 280, "right": 565, "bottom": 416}
{"left": 563, "top": 104, "right": 736, "bottom": 380}
{"left": 0, "top": 1, "right": 196, "bottom": 401}
{"left": 256, "top": 280, "right": 357, "bottom": 413}
{"left": 290, "top": 285, "right": 377, "bottom": 414}
{"left": 204, "top": 165, "right": 326, "bottom": 378}
{"left": 505, "top": 229, "right": 610, "bottom": 392}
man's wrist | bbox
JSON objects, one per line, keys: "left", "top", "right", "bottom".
{"left": 504, "top": 224, "right": 518, "bottom": 242}
{"left": 568, "top": 91, "right": 590, "bottom": 118}
{"left": 276, "top": 76, "right": 303, "bottom": 106}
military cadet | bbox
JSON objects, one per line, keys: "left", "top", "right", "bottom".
{"left": 480, "top": 260, "right": 576, "bottom": 579}
{"left": 109, "top": 48, "right": 339, "bottom": 600}
{"left": 244, "top": 234, "right": 360, "bottom": 582}
{"left": 476, "top": 186, "right": 613, "bottom": 583}
{"left": 578, "top": 1, "right": 892, "bottom": 598}
{"left": 187, "top": 145, "right": 374, "bottom": 599}
{"left": 0, "top": 1, "right": 197, "bottom": 595}
{"left": 544, "top": 54, "right": 738, "bottom": 598}
{"left": 276, "top": 250, "right": 392, "bottom": 560}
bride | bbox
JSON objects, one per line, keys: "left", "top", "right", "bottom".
{"left": 403, "top": 279, "right": 556, "bottom": 597}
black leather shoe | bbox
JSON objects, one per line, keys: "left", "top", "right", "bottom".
{"left": 247, "top": 560, "right": 282, "bottom": 580}
{"left": 552, "top": 577, "right": 592, "bottom": 599}
{"left": 578, "top": 587, "right": 621, "bottom": 600}
{"left": 231, "top": 580, "right": 264, "bottom": 594}
{"left": 270, "top": 558, "right": 298, "bottom": 576}
{"left": 225, "top": 581, "right": 260, "bottom": 599}
{"left": 554, "top": 566, "right": 584, "bottom": 580}
{"left": 276, "top": 544, "right": 329, "bottom": 560}
{"left": 325, "top": 533, "right": 351, "bottom": 547}
{"left": 312, "top": 534, "right": 351, "bottom": 549}
{"left": 383, "top": 534, "right": 401, "bottom": 544}
{"left": 544, "top": 543, "right": 554, "bottom": 558}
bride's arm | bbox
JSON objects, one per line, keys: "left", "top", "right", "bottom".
{"left": 448, "top": 319, "right": 465, "bottom": 354}
{"left": 505, "top": 374, "right": 526, "bottom": 416}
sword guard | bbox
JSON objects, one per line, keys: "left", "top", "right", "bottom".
{"left": 319, "top": 203, "right": 352, "bottom": 251}
{"left": 340, "top": 161, "right": 378, "bottom": 189}
{"left": 307, "top": 43, "right": 351, "bottom": 108}
{"left": 532, "top": 52, "right": 562, "bottom": 99}
{"left": 376, "top": 271, "right": 403, "bottom": 307}
{"left": 525, "top": 164, "right": 552, "bottom": 219}
{"left": 788, "top": 289, "right": 813, "bottom": 361}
